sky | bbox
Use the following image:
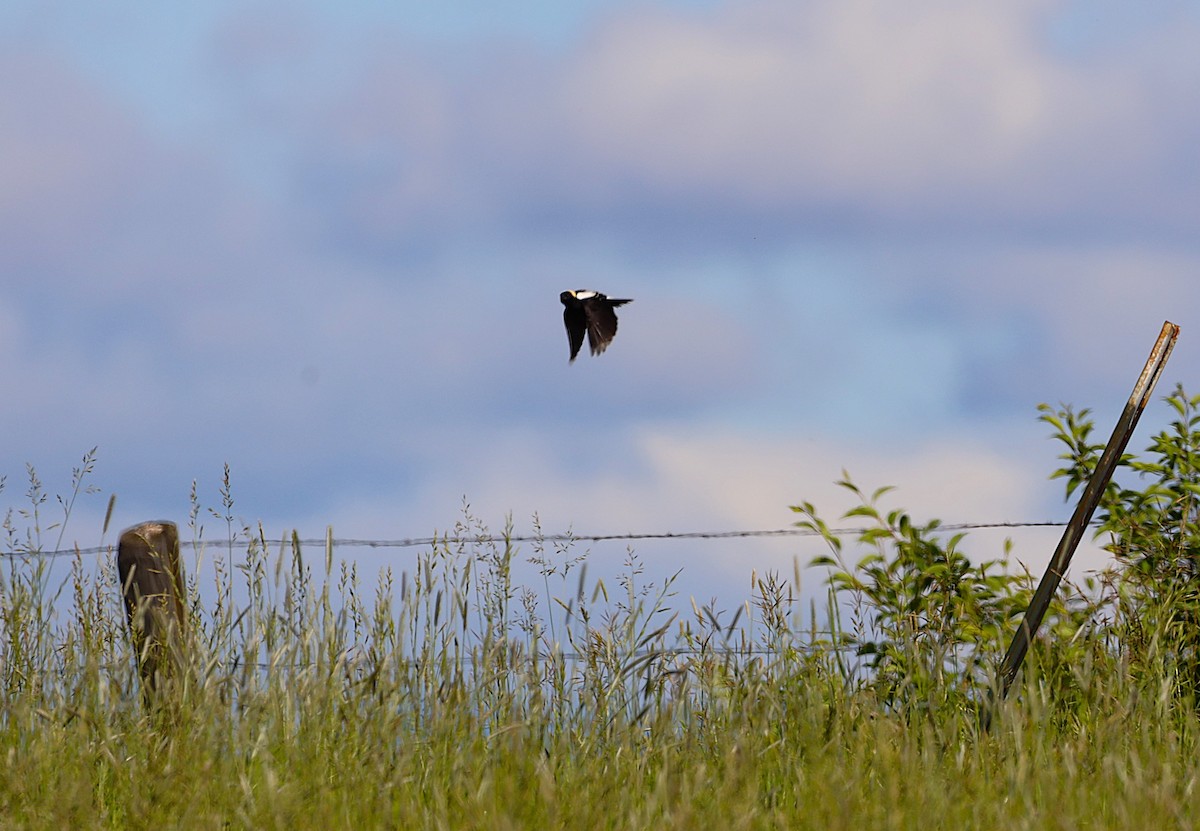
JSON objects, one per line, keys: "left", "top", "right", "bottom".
{"left": 3, "top": 0, "right": 1199, "bottom": 614}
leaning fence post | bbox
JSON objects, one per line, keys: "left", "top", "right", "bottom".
{"left": 984, "top": 320, "right": 1179, "bottom": 729}
{"left": 117, "top": 520, "right": 187, "bottom": 697}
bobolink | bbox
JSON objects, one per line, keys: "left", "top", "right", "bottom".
{"left": 560, "top": 290, "right": 633, "bottom": 363}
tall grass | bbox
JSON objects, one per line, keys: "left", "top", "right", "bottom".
{"left": 4, "top": 390, "right": 1200, "bottom": 828}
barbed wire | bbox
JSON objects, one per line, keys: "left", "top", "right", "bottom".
{"left": 0, "top": 520, "right": 1085, "bottom": 560}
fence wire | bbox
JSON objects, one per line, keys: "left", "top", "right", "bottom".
{"left": 3, "top": 520, "right": 1083, "bottom": 560}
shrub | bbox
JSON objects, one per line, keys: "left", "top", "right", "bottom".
{"left": 1041, "top": 383, "right": 1200, "bottom": 702}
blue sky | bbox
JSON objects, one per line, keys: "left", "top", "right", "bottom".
{"left": 3, "top": 1, "right": 1198, "bottom": 608}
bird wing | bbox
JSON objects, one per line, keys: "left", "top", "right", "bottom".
{"left": 563, "top": 306, "right": 586, "bottom": 362}
{"left": 585, "top": 301, "right": 622, "bottom": 356}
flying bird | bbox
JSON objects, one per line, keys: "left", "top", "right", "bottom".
{"left": 560, "top": 290, "right": 633, "bottom": 363}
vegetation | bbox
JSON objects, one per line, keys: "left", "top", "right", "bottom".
{"left": 3, "top": 388, "right": 1200, "bottom": 828}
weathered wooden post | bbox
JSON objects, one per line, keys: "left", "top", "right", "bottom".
{"left": 117, "top": 520, "right": 187, "bottom": 697}
{"left": 983, "top": 320, "right": 1179, "bottom": 729}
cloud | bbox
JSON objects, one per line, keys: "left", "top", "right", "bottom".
{"left": 445, "top": 0, "right": 1195, "bottom": 239}
{"left": 556, "top": 3, "right": 1058, "bottom": 195}
{"left": 873, "top": 240, "right": 1200, "bottom": 409}
{"left": 218, "top": 0, "right": 1200, "bottom": 261}
{"left": 315, "top": 418, "right": 1090, "bottom": 607}
{"left": 12, "top": 1, "right": 1200, "bottom": 268}
{"left": 0, "top": 50, "right": 149, "bottom": 278}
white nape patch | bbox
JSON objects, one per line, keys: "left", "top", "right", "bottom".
{"left": 573, "top": 290, "right": 598, "bottom": 299}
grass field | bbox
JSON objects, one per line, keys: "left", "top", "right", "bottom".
{"left": 4, "top": 392, "right": 1200, "bottom": 829}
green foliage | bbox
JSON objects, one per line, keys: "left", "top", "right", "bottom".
{"left": 793, "top": 476, "right": 1030, "bottom": 715}
{"left": 1042, "top": 384, "right": 1200, "bottom": 701}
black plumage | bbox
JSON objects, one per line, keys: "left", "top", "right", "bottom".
{"left": 560, "top": 290, "right": 633, "bottom": 363}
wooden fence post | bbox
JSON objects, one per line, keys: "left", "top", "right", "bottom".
{"left": 983, "top": 320, "right": 1179, "bottom": 729}
{"left": 117, "top": 520, "right": 187, "bottom": 697}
